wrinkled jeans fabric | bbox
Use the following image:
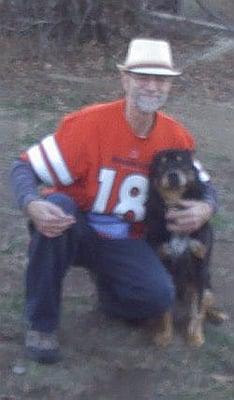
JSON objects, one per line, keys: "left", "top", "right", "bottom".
{"left": 26, "top": 193, "right": 175, "bottom": 332}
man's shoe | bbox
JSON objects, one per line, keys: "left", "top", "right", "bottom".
{"left": 25, "top": 330, "right": 61, "bottom": 364}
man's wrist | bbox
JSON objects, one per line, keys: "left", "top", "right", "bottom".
{"left": 22, "top": 194, "right": 42, "bottom": 213}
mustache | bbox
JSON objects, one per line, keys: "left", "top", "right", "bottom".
{"left": 139, "top": 91, "right": 166, "bottom": 98}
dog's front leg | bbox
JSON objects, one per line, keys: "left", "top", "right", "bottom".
{"left": 189, "top": 239, "right": 207, "bottom": 259}
{"left": 158, "top": 242, "right": 174, "bottom": 260}
{"left": 187, "top": 289, "right": 207, "bottom": 347}
{"left": 153, "top": 311, "right": 174, "bottom": 347}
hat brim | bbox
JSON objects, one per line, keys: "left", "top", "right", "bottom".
{"left": 117, "top": 64, "right": 181, "bottom": 76}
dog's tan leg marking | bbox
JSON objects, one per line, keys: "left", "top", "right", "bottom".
{"left": 207, "top": 308, "right": 229, "bottom": 324}
{"left": 153, "top": 311, "right": 174, "bottom": 347}
{"left": 159, "top": 243, "right": 171, "bottom": 258}
{"left": 187, "top": 289, "right": 209, "bottom": 347}
{"left": 204, "top": 289, "right": 229, "bottom": 324}
{"left": 189, "top": 239, "right": 207, "bottom": 259}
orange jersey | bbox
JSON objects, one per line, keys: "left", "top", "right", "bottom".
{"left": 22, "top": 99, "right": 195, "bottom": 227}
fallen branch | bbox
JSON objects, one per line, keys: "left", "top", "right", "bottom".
{"left": 148, "top": 10, "right": 234, "bottom": 33}
{"left": 195, "top": 0, "right": 231, "bottom": 26}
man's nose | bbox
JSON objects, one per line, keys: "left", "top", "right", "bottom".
{"left": 146, "top": 78, "right": 163, "bottom": 90}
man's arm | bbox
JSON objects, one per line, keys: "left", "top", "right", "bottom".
{"left": 10, "top": 159, "right": 76, "bottom": 237}
{"left": 201, "top": 180, "right": 218, "bottom": 214}
{"left": 10, "top": 159, "right": 41, "bottom": 211}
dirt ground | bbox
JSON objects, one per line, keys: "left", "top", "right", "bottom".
{"left": 0, "top": 21, "right": 234, "bottom": 400}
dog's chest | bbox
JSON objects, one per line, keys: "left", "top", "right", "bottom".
{"left": 167, "top": 235, "right": 190, "bottom": 258}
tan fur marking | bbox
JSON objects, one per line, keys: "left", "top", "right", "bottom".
{"left": 153, "top": 311, "right": 174, "bottom": 347}
{"left": 189, "top": 239, "right": 207, "bottom": 259}
{"left": 187, "top": 289, "right": 208, "bottom": 347}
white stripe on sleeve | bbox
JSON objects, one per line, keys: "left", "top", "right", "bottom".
{"left": 27, "top": 144, "right": 54, "bottom": 185}
{"left": 41, "top": 135, "right": 74, "bottom": 185}
{"left": 193, "top": 159, "right": 210, "bottom": 182}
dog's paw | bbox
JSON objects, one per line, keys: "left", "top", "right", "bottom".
{"left": 153, "top": 331, "right": 173, "bottom": 347}
{"left": 187, "top": 332, "right": 205, "bottom": 347}
{"left": 189, "top": 239, "right": 207, "bottom": 259}
{"left": 206, "top": 308, "right": 229, "bottom": 325}
{"left": 203, "top": 290, "right": 229, "bottom": 325}
{"left": 187, "top": 321, "right": 205, "bottom": 347}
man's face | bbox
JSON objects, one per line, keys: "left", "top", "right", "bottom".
{"left": 122, "top": 72, "right": 172, "bottom": 113}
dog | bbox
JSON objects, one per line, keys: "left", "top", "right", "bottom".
{"left": 146, "top": 149, "right": 219, "bottom": 347}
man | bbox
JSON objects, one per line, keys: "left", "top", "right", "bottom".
{"left": 11, "top": 38, "right": 217, "bottom": 363}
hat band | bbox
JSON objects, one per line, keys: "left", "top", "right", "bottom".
{"left": 126, "top": 63, "right": 175, "bottom": 71}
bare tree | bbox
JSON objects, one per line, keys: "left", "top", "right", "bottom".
{"left": 0, "top": 0, "right": 181, "bottom": 46}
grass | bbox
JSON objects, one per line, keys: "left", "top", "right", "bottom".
{"left": 0, "top": 239, "right": 25, "bottom": 256}
{"left": 0, "top": 36, "right": 233, "bottom": 400}
{"left": 173, "top": 389, "right": 234, "bottom": 400}
{"left": 0, "top": 293, "right": 23, "bottom": 315}
{"left": 0, "top": 290, "right": 233, "bottom": 399}
{"left": 212, "top": 213, "right": 234, "bottom": 232}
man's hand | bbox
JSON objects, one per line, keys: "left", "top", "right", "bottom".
{"left": 26, "top": 200, "right": 76, "bottom": 238}
{"left": 166, "top": 200, "right": 213, "bottom": 234}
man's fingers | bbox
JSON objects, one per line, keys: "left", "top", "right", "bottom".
{"left": 27, "top": 200, "right": 76, "bottom": 225}
{"left": 49, "top": 212, "right": 76, "bottom": 223}
{"left": 167, "top": 222, "right": 195, "bottom": 234}
{"left": 37, "top": 225, "right": 72, "bottom": 237}
{"left": 34, "top": 218, "right": 75, "bottom": 232}
{"left": 35, "top": 217, "right": 76, "bottom": 236}
{"left": 42, "top": 230, "right": 63, "bottom": 238}
{"left": 177, "top": 199, "right": 197, "bottom": 207}
{"left": 41, "top": 218, "right": 75, "bottom": 228}
{"left": 166, "top": 212, "right": 201, "bottom": 233}
{"left": 27, "top": 199, "right": 76, "bottom": 237}
{"left": 46, "top": 202, "right": 76, "bottom": 221}
{"left": 166, "top": 206, "right": 197, "bottom": 220}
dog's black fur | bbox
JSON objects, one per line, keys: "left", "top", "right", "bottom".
{"left": 146, "top": 149, "right": 213, "bottom": 305}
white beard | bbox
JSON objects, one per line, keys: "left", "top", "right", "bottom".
{"left": 136, "top": 93, "right": 168, "bottom": 113}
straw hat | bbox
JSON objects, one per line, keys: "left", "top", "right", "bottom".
{"left": 117, "top": 38, "right": 181, "bottom": 76}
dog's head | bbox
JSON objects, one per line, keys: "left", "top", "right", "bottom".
{"left": 149, "top": 149, "right": 199, "bottom": 206}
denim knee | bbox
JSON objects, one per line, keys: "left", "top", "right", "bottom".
{"left": 145, "top": 277, "right": 176, "bottom": 317}
{"left": 106, "top": 275, "right": 176, "bottom": 320}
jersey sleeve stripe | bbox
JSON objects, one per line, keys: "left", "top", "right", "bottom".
{"left": 39, "top": 143, "right": 61, "bottom": 187}
{"left": 41, "top": 135, "right": 74, "bottom": 186}
{"left": 27, "top": 144, "right": 55, "bottom": 185}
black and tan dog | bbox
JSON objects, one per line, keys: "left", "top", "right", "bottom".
{"left": 146, "top": 149, "right": 226, "bottom": 347}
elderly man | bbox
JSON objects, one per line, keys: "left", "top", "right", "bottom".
{"left": 11, "top": 38, "right": 218, "bottom": 363}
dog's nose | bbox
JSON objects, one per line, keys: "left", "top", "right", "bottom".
{"left": 167, "top": 171, "right": 180, "bottom": 187}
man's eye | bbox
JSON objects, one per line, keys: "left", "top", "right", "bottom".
{"left": 136, "top": 74, "right": 148, "bottom": 80}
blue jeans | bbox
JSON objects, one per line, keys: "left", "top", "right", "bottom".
{"left": 26, "top": 193, "right": 175, "bottom": 332}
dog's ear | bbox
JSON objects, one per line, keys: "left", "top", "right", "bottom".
{"left": 193, "top": 158, "right": 211, "bottom": 183}
{"left": 183, "top": 156, "right": 210, "bottom": 199}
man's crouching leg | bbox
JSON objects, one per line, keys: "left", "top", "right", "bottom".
{"left": 95, "top": 238, "right": 175, "bottom": 344}
{"left": 25, "top": 193, "right": 97, "bottom": 363}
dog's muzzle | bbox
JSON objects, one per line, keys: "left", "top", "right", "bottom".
{"left": 162, "top": 170, "right": 187, "bottom": 189}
